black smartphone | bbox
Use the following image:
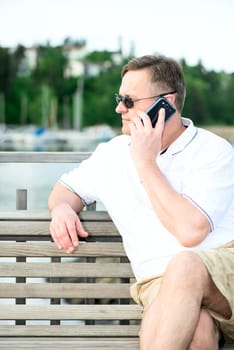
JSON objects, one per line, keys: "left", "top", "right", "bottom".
{"left": 146, "top": 97, "right": 176, "bottom": 127}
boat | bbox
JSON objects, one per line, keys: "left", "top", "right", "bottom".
{"left": 0, "top": 124, "right": 117, "bottom": 152}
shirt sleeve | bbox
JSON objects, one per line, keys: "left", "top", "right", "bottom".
{"left": 59, "top": 142, "right": 107, "bottom": 205}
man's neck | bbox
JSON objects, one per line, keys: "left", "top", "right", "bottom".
{"left": 161, "top": 115, "right": 186, "bottom": 151}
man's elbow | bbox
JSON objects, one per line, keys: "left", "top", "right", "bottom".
{"left": 177, "top": 224, "right": 211, "bottom": 248}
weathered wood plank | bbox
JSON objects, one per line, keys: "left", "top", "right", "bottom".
{"left": 0, "top": 338, "right": 139, "bottom": 350}
{"left": 0, "top": 305, "right": 142, "bottom": 320}
{"left": 0, "top": 283, "right": 131, "bottom": 298}
{"left": 0, "top": 210, "right": 111, "bottom": 221}
{"left": 0, "top": 262, "right": 133, "bottom": 278}
{"left": 0, "top": 325, "right": 140, "bottom": 337}
{"left": 0, "top": 242, "right": 126, "bottom": 257}
{"left": 0, "top": 220, "right": 118, "bottom": 237}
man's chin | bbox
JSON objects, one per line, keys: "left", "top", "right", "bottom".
{"left": 122, "top": 125, "right": 131, "bottom": 136}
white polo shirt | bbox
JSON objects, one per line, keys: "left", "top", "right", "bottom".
{"left": 60, "top": 118, "right": 234, "bottom": 281}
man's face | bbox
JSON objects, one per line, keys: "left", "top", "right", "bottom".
{"left": 115, "top": 69, "right": 158, "bottom": 135}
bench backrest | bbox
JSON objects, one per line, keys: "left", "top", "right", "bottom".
{"left": 0, "top": 209, "right": 141, "bottom": 338}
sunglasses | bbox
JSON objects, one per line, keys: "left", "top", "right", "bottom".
{"left": 115, "top": 90, "right": 176, "bottom": 109}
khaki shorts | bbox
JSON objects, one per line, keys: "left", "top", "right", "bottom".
{"left": 130, "top": 241, "right": 234, "bottom": 340}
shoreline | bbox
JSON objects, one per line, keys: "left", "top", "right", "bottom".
{"left": 205, "top": 125, "right": 234, "bottom": 141}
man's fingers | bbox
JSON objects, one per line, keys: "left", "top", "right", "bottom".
{"left": 50, "top": 223, "right": 62, "bottom": 249}
{"left": 50, "top": 221, "right": 71, "bottom": 250}
{"left": 156, "top": 108, "right": 166, "bottom": 129}
{"left": 66, "top": 220, "right": 79, "bottom": 248}
{"left": 137, "top": 111, "right": 152, "bottom": 128}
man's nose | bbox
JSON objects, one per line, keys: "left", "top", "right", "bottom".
{"left": 115, "top": 101, "right": 128, "bottom": 114}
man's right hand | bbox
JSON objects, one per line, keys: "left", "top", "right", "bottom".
{"left": 50, "top": 203, "right": 88, "bottom": 253}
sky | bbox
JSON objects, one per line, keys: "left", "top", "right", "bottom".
{"left": 0, "top": 0, "right": 234, "bottom": 73}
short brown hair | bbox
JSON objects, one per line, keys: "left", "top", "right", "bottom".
{"left": 122, "top": 55, "right": 186, "bottom": 112}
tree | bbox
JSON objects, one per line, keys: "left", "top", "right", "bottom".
{"left": 0, "top": 47, "right": 11, "bottom": 93}
{"left": 83, "top": 61, "right": 128, "bottom": 127}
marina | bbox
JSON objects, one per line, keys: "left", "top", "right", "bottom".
{"left": 0, "top": 124, "right": 116, "bottom": 152}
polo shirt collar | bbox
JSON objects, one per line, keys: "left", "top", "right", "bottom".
{"left": 164, "top": 118, "right": 198, "bottom": 156}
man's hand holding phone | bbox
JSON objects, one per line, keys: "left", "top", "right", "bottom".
{"left": 129, "top": 107, "right": 167, "bottom": 170}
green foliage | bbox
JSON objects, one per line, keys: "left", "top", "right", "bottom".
{"left": 32, "top": 45, "right": 67, "bottom": 87}
{"left": 0, "top": 47, "right": 11, "bottom": 93}
{"left": 83, "top": 64, "right": 123, "bottom": 127}
{"left": 182, "top": 61, "right": 234, "bottom": 125}
{"left": 84, "top": 50, "right": 113, "bottom": 62}
{"left": 0, "top": 44, "right": 233, "bottom": 127}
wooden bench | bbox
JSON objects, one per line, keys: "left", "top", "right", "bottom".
{"left": 0, "top": 152, "right": 233, "bottom": 349}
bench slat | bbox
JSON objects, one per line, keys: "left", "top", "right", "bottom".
{"left": 0, "top": 283, "right": 131, "bottom": 298}
{"left": 0, "top": 210, "right": 110, "bottom": 221}
{"left": 0, "top": 242, "right": 126, "bottom": 257}
{"left": 0, "top": 338, "right": 139, "bottom": 350}
{"left": 0, "top": 305, "right": 142, "bottom": 320}
{"left": 0, "top": 262, "right": 134, "bottom": 278}
{"left": 0, "top": 325, "right": 140, "bottom": 337}
{"left": 0, "top": 220, "right": 119, "bottom": 237}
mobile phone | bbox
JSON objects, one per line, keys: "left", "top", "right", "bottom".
{"left": 146, "top": 97, "right": 176, "bottom": 127}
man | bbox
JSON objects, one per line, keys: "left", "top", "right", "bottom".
{"left": 48, "top": 55, "right": 234, "bottom": 349}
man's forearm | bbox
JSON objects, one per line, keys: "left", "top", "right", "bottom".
{"left": 138, "top": 162, "right": 211, "bottom": 247}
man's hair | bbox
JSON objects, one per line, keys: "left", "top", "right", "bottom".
{"left": 121, "top": 55, "right": 186, "bottom": 112}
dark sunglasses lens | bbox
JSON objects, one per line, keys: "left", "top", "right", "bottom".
{"left": 123, "top": 97, "right": 133, "bottom": 108}
{"left": 115, "top": 94, "right": 133, "bottom": 108}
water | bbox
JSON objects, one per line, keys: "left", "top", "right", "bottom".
{"left": 0, "top": 125, "right": 118, "bottom": 210}
{"left": 0, "top": 162, "right": 78, "bottom": 210}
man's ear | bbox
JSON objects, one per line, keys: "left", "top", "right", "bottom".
{"left": 166, "top": 94, "right": 176, "bottom": 106}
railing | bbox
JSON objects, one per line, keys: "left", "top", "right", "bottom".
{"left": 0, "top": 151, "right": 92, "bottom": 210}
{"left": 0, "top": 151, "right": 91, "bottom": 163}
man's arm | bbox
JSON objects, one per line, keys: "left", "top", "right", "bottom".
{"left": 48, "top": 182, "right": 88, "bottom": 253}
{"left": 129, "top": 110, "right": 211, "bottom": 247}
{"left": 136, "top": 161, "right": 211, "bottom": 247}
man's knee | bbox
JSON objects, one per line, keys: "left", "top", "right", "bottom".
{"left": 164, "top": 251, "right": 208, "bottom": 286}
{"left": 167, "top": 251, "right": 204, "bottom": 270}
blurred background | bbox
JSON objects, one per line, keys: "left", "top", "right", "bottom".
{"left": 0, "top": 0, "right": 234, "bottom": 152}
